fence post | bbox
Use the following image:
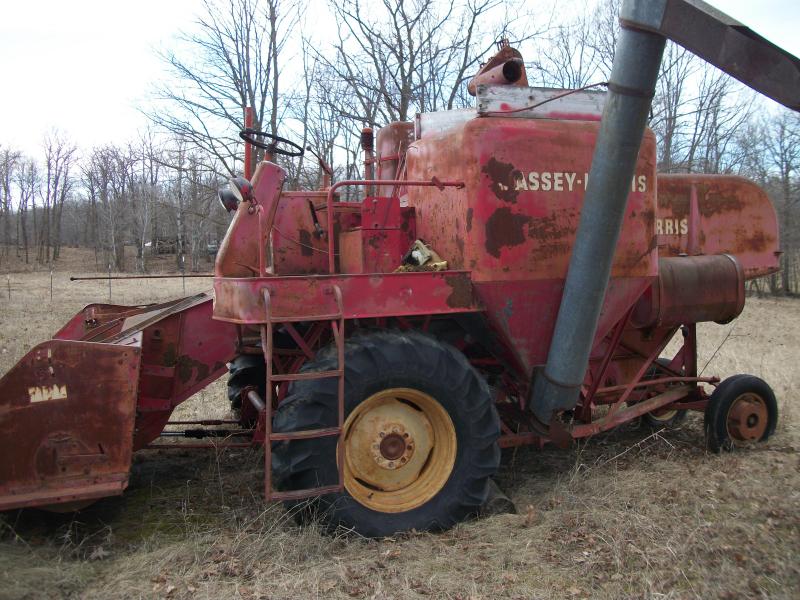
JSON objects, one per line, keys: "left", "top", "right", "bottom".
{"left": 6, "top": 276, "right": 10, "bottom": 300}
{"left": 50, "top": 266, "right": 54, "bottom": 302}
{"left": 181, "top": 254, "right": 186, "bottom": 295}
{"left": 108, "top": 263, "right": 112, "bottom": 302}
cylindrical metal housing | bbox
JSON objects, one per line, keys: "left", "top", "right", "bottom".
{"left": 467, "top": 58, "right": 525, "bottom": 95}
{"left": 632, "top": 254, "right": 745, "bottom": 329}
{"left": 376, "top": 122, "right": 415, "bottom": 197}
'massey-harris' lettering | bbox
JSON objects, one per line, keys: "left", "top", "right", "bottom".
{"left": 510, "top": 171, "right": 648, "bottom": 193}
{"left": 656, "top": 218, "right": 689, "bottom": 235}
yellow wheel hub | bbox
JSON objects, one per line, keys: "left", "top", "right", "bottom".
{"left": 341, "top": 387, "right": 456, "bottom": 513}
{"left": 649, "top": 408, "right": 678, "bottom": 421}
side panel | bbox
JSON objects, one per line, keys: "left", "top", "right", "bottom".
{"left": 656, "top": 174, "right": 780, "bottom": 278}
{"left": 406, "top": 116, "right": 658, "bottom": 373}
{"left": 213, "top": 272, "right": 482, "bottom": 323}
{"left": 133, "top": 298, "right": 238, "bottom": 449}
{"left": 0, "top": 340, "right": 141, "bottom": 510}
{"left": 474, "top": 277, "right": 651, "bottom": 371}
{"left": 272, "top": 193, "right": 362, "bottom": 275}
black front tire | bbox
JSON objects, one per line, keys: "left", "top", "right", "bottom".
{"left": 227, "top": 354, "right": 266, "bottom": 411}
{"left": 226, "top": 354, "right": 266, "bottom": 427}
{"left": 272, "top": 330, "right": 501, "bottom": 537}
{"left": 704, "top": 374, "right": 778, "bottom": 453}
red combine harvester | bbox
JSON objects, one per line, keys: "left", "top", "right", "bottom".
{"left": 1, "top": 0, "right": 798, "bottom": 536}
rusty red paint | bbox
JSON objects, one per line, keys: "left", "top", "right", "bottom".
{"left": 213, "top": 271, "right": 481, "bottom": 324}
{"left": 0, "top": 339, "right": 141, "bottom": 510}
{"left": 1, "top": 58, "right": 783, "bottom": 510}
{"left": 657, "top": 174, "right": 780, "bottom": 278}
{"left": 632, "top": 255, "right": 745, "bottom": 329}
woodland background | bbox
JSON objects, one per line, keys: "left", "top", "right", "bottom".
{"left": 0, "top": 0, "right": 797, "bottom": 292}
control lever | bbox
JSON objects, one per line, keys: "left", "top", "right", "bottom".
{"left": 308, "top": 199, "right": 325, "bottom": 239}
{"left": 305, "top": 146, "right": 334, "bottom": 188}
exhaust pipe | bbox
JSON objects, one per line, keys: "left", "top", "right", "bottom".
{"left": 467, "top": 58, "right": 526, "bottom": 96}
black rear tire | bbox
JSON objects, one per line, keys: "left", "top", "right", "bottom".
{"left": 272, "top": 330, "right": 501, "bottom": 537}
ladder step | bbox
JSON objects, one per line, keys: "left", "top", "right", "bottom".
{"left": 269, "top": 427, "right": 341, "bottom": 441}
{"left": 269, "top": 484, "right": 343, "bottom": 501}
{"left": 267, "top": 313, "right": 342, "bottom": 323}
{"left": 271, "top": 369, "right": 342, "bottom": 382}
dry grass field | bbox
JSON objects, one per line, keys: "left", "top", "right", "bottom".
{"left": 1, "top": 250, "right": 798, "bottom": 599}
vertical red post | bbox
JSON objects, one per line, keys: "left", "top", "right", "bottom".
{"left": 244, "top": 106, "right": 254, "bottom": 180}
{"left": 361, "top": 127, "right": 374, "bottom": 197}
{"left": 687, "top": 182, "right": 700, "bottom": 256}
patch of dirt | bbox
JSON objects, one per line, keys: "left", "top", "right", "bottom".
{"left": 1, "top": 273, "right": 799, "bottom": 599}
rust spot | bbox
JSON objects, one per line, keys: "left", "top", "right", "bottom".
{"left": 367, "top": 231, "right": 387, "bottom": 249}
{"left": 298, "top": 229, "right": 313, "bottom": 257}
{"left": 616, "top": 234, "right": 657, "bottom": 269}
{"left": 466, "top": 208, "right": 473, "bottom": 232}
{"left": 699, "top": 194, "right": 744, "bottom": 217}
{"left": 481, "top": 157, "right": 520, "bottom": 204}
{"left": 527, "top": 213, "right": 569, "bottom": 242}
{"left": 528, "top": 241, "right": 572, "bottom": 262}
{"left": 444, "top": 275, "right": 472, "bottom": 308}
{"left": 640, "top": 207, "right": 655, "bottom": 231}
{"left": 176, "top": 355, "right": 210, "bottom": 385}
{"left": 740, "top": 229, "right": 770, "bottom": 253}
{"left": 162, "top": 344, "right": 178, "bottom": 367}
{"left": 485, "top": 207, "right": 529, "bottom": 258}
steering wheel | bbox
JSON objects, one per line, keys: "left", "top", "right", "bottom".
{"left": 239, "top": 128, "right": 304, "bottom": 157}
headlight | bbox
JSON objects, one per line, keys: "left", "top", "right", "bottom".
{"left": 217, "top": 177, "right": 254, "bottom": 213}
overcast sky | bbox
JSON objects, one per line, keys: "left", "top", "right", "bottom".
{"left": 0, "top": 0, "right": 797, "bottom": 157}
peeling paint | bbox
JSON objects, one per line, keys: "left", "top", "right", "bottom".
{"left": 444, "top": 275, "right": 473, "bottom": 308}
{"left": 28, "top": 384, "right": 68, "bottom": 403}
{"left": 298, "top": 229, "right": 314, "bottom": 257}
{"left": 481, "top": 157, "right": 520, "bottom": 204}
{"left": 485, "top": 207, "right": 530, "bottom": 258}
{"left": 176, "top": 355, "right": 211, "bottom": 385}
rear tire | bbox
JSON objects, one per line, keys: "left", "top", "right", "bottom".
{"left": 641, "top": 358, "right": 688, "bottom": 429}
{"left": 704, "top": 374, "right": 778, "bottom": 452}
{"left": 272, "top": 330, "right": 501, "bottom": 537}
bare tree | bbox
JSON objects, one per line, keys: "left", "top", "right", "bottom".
{"left": 149, "top": 0, "right": 297, "bottom": 177}
{"left": 37, "top": 132, "right": 76, "bottom": 264}
{"left": 83, "top": 145, "right": 133, "bottom": 270}
{"left": 14, "top": 158, "right": 38, "bottom": 265}
{"left": 0, "top": 146, "right": 21, "bottom": 266}
{"left": 322, "top": 0, "right": 518, "bottom": 126}
{"left": 764, "top": 112, "right": 800, "bottom": 294}
{"left": 529, "top": 7, "right": 602, "bottom": 88}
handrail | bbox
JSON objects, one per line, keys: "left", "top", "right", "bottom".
{"left": 324, "top": 179, "right": 465, "bottom": 273}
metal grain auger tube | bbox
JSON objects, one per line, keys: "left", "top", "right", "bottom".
{"left": 531, "top": 0, "right": 800, "bottom": 426}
